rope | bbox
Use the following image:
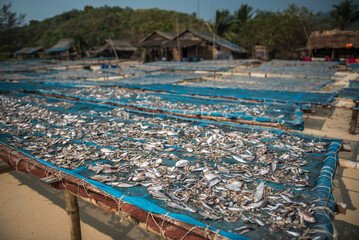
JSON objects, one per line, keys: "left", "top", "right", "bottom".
{"left": 311, "top": 198, "right": 335, "bottom": 204}
{"left": 213, "top": 228, "right": 220, "bottom": 240}
{"left": 312, "top": 206, "right": 334, "bottom": 216}
{"left": 159, "top": 212, "right": 170, "bottom": 238}
{"left": 329, "top": 142, "right": 341, "bottom": 148}
{"left": 117, "top": 195, "right": 126, "bottom": 212}
{"left": 150, "top": 213, "right": 165, "bottom": 237}
{"left": 320, "top": 169, "right": 334, "bottom": 178}
{"left": 311, "top": 185, "right": 332, "bottom": 192}
{"left": 315, "top": 174, "right": 333, "bottom": 182}
{"left": 145, "top": 212, "right": 150, "bottom": 232}
{"left": 306, "top": 228, "right": 335, "bottom": 239}
{"left": 14, "top": 158, "right": 25, "bottom": 171}
{"left": 180, "top": 226, "right": 198, "bottom": 240}
{"left": 204, "top": 225, "right": 213, "bottom": 240}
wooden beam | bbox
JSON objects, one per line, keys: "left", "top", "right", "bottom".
{"left": 64, "top": 190, "right": 82, "bottom": 240}
{"left": 349, "top": 101, "right": 358, "bottom": 135}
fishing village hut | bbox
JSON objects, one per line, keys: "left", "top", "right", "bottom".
{"left": 46, "top": 38, "right": 74, "bottom": 60}
{"left": 137, "top": 31, "right": 176, "bottom": 62}
{"left": 13, "top": 46, "right": 44, "bottom": 60}
{"left": 95, "top": 39, "right": 136, "bottom": 59}
{"left": 165, "top": 29, "right": 246, "bottom": 61}
{"left": 308, "top": 29, "right": 359, "bottom": 60}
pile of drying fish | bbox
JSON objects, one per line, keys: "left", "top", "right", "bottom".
{"left": 0, "top": 93, "right": 330, "bottom": 238}
{"left": 44, "top": 86, "right": 296, "bottom": 121}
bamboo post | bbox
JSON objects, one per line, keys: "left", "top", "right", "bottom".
{"left": 109, "top": 38, "right": 125, "bottom": 78}
{"left": 349, "top": 104, "right": 358, "bottom": 134}
{"left": 64, "top": 190, "right": 82, "bottom": 240}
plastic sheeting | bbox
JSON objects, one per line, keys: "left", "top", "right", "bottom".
{"left": 182, "top": 75, "right": 333, "bottom": 92}
{"left": 0, "top": 81, "right": 304, "bottom": 130}
{"left": 0, "top": 92, "right": 341, "bottom": 240}
{"left": 338, "top": 80, "right": 359, "bottom": 100}
{"left": 240, "top": 60, "right": 338, "bottom": 78}
{"left": 118, "top": 84, "right": 337, "bottom": 106}
{"left": 144, "top": 60, "right": 256, "bottom": 72}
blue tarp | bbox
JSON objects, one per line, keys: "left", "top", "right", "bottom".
{"left": 182, "top": 75, "right": 334, "bottom": 92}
{"left": 46, "top": 47, "right": 69, "bottom": 52}
{"left": 116, "top": 84, "right": 337, "bottom": 106}
{"left": 239, "top": 60, "right": 339, "bottom": 78}
{"left": 0, "top": 91, "right": 341, "bottom": 240}
{"left": 0, "top": 81, "right": 304, "bottom": 130}
{"left": 338, "top": 80, "right": 359, "bottom": 100}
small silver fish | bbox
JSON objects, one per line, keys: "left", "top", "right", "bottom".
{"left": 253, "top": 182, "right": 265, "bottom": 203}
{"left": 232, "top": 155, "right": 247, "bottom": 163}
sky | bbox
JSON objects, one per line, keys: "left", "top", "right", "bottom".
{"left": 4, "top": 0, "right": 346, "bottom": 23}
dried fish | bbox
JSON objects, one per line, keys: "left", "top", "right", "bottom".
{"left": 253, "top": 182, "right": 265, "bottom": 203}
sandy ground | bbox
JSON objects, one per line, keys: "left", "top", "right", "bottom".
{"left": 0, "top": 71, "right": 358, "bottom": 239}
{"left": 0, "top": 171, "right": 160, "bottom": 240}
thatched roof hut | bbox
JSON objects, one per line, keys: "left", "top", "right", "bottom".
{"left": 47, "top": 38, "right": 73, "bottom": 53}
{"left": 165, "top": 29, "right": 246, "bottom": 60}
{"left": 14, "top": 46, "right": 44, "bottom": 59}
{"left": 308, "top": 30, "right": 359, "bottom": 49}
{"left": 307, "top": 30, "right": 359, "bottom": 59}
{"left": 137, "top": 31, "right": 176, "bottom": 48}
{"left": 45, "top": 38, "right": 74, "bottom": 59}
{"left": 96, "top": 39, "right": 136, "bottom": 58}
{"left": 137, "top": 31, "right": 176, "bottom": 62}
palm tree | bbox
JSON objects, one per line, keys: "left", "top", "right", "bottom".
{"left": 330, "top": 0, "right": 359, "bottom": 30}
{"left": 214, "top": 9, "right": 233, "bottom": 37}
{"left": 233, "top": 4, "right": 253, "bottom": 27}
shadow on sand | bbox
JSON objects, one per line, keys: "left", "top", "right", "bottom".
{"left": 10, "top": 171, "right": 159, "bottom": 240}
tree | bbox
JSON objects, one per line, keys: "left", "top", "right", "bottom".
{"left": 330, "top": 0, "right": 359, "bottom": 30}
{"left": 233, "top": 4, "right": 253, "bottom": 26}
{"left": 0, "top": 3, "right": 25, "bottom": 32}
{"left": 214, "top": 9, "right": 233, "bottom": 37}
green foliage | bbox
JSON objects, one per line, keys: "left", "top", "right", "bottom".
{"left": 2, "top": 6, "right": 207, "bottom": 57}
{"left": 2, "top": 3, "right": 354, "bottom": 60}
{"left": 330, "top": 0, "right": 359, "bottom": 30}
{"left": 225, "top": 4, "right": 324, "bottom": 59}
{"left": 0, "top": 3, "right": 25, "bottom": 58}
{"left": 0, "top": 3, "right": 25, "bottom": 32}
{"left": 214, "top": 9, "right": 233, "bottom": 37}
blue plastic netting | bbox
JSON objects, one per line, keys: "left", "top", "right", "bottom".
{"left": 180, "top": 75, "right": 333, "bottom": 92}
{"left": 0, "top": 81, "right": 304, "bottom": 130}
{"left": 0, "top": 91, "right": 341, "bottom": 240}
{"left": 239, "top": 60, "right": 339, "bottom": 78}
{"left": 117, "top": 84, "right": 336, "bottom": 106}
{"left": 338, "top": 80, "right": 359, "bottom": 100}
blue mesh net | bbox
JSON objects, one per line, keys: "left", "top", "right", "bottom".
{"left": 338, "top": 80, "right": 359, "bottom": 100}
{"left": 0, "top": 91, "right": 341, "bottom": 240}
{"left": 239, "top": 60, "right": 339, "bottom": 78}
{"left": 0, "top": 81, "right": 304, "bottom": 130}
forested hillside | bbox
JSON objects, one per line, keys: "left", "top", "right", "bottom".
{"left": 2, "top": 5, "right": 207, "bottom": 56}
{"left": 1, "top": 1, "right": 358, "bottom": 59}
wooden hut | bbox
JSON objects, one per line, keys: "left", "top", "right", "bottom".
{"left": 253, "top": 45, "right": 268, "bottom": 60}
{"left": 137, "top": 31, "right": 176, "bottom": 62}
{"left": 165, "top": 29, "right": 246, "bottom": 61}
{"left": 96, "top": 39, "right": 136, "bottom": 59}
{"left": 308, "top": 29, "right": 359, "bottom": 60}
{"left": 46, "top": 38, "right": 74, "bottom": 60}
{"left": 14, "top": 46, "right": 44, "bottom": 59}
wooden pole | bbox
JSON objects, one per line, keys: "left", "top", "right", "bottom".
{"left": 109, "top": 38, "right": 125, "bottom": 78}
{"left": 349, "top": 101, "right": 358, "bottom": 134}
{"left": 64, "top": 190, "right": 82, "bottom": 240}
